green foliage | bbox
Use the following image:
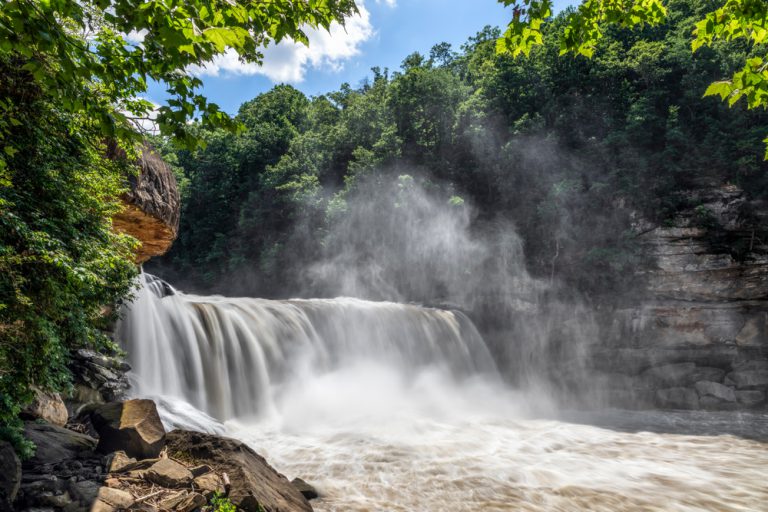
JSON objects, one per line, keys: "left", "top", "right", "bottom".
{"left": 0, "top": 0, "right": 358, "bottom": 159}
{"left": 209, "top": 492, "right": 237, "bottom": 512}
{"left": 0, "top": 0, "right": 356, "bottom": 455}
{"left": 497, "top": 0, "right": 768, "bottom": 156}
{"left": 0, "top": 57, "right": 138, "bottom": 450}
{"left": 152, "top": 0, "right": 767, "bottom": 302}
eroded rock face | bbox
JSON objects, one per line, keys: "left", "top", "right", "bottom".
{"left": 588, "top": 185, "right": 768, "bottom": 411}
{"left": 166, "top": 430, "right": 313, "bottom": 512}
{"left": 112, "top": 146, "right": 180, "bottom": 263}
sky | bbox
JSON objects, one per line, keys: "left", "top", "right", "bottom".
{"left": 147, "top": 0, "right": 574, "bottom": 115}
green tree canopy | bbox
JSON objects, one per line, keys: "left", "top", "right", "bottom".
{"left": 497, "top": 0, "right": 768, "bottom": 156}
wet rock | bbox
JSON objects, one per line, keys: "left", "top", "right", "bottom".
{"left": 85, "top": 399, "right": 166, "bottom": 459}
{"left": 166, "top": 430, "right": 312, "bottom": 512}
{"left": 736, "top": 390, "right": 765, "bottom": 407}
{"left": 726, "top": 369, "right": 768, "bottom": 389}
{"left": 656, "top": 387, "right": 699, "bottom": 409}
{"left": 0, "top": 441, "right": 21, "bottom": 510}
{"left": 291, "top": 478, "right": 319, "bottom": 500}
{"left": 145, "top": 459, "right": 193, "bottom": 488}
{"left": 21, "top": 389, "right": 68, "bottom": 427}
{"left": 97, "top": 487, "right": 134, "bottom": 509}
{"left": 24, "top": 423, "right": 96, "bottom": 466}
{"left": 695, "top": 381, "right": 736, "bottom": 402}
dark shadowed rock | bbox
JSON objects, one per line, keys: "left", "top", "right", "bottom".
{"left": 24, "top": 422, "right": 96, "bottom": 466}
{"left": 291, "top": 478, "right": 319, "bottom": 500}
{"left": 656, "top": 387, "right": 699, "bottom": 409}
{"left": 166, "top": 430, "right": 312, "bottom": 512}
{"left": 736, "top": 390, "right": 765, "bottom": 407}
{"left": 726, "top": 369, "right": 768, "bottom": 389}
{"left": 86, "top": 399, "right": 166, "bottom": 458}
{"left": 0, "top": 441, "right": 20, "bottom": 511}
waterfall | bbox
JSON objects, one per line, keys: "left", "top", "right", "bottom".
{"left": 118, "top": 274, "right": 499, "bottom": 420}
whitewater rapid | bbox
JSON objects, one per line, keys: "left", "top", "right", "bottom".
{"left": 119, "top": 275, "right": 768, "bottom": 511}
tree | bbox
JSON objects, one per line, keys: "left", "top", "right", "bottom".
{"left": 497, "top": 0, "right": 768, "bottom": 156}
{"left": 0, "top": 0, "right": 358, "bottom": 165}
{"left": 0, "top": 0, "right": 358, "bottom": 455}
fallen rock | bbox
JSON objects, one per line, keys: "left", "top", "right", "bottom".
{"left": 97, "top": 486, "right": 134, "bottom": 509}
{"left": 736, "top": 390, "right": 765, "bottom": 407}
{"left": 166, "top": 430, "right": 312, "bottom": 512}
{"left": 145, "top": 458, "right": 193, "bottom": 488}
{"left": 694, "top": 381, "right": 736, "bottom": 402}
{"left": 106, "top": 451, "right": 137, "bottom": 473}
{"left": 21, "top": 388, "right": 68, "bottom": 426}
{"left": 656, "top": 387, "right": 699, "bottom": 409}
{"left": 0, "top": 441, "right": 21, "bottom": 511}
{"left": 86, "top": 399, "right": 166, "bottom": 459}
{"left": 194, "top": 473, "right": 225, "bottom": 497}
{"left": 291, "top": 478, "right": 319, "bottom": 500}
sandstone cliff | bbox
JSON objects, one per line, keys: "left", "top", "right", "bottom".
{"left": 112, "top": 148, "right": 180, "bottom": 264}
{"left": 592, "top": 185, "right": 768, "bottom": 410}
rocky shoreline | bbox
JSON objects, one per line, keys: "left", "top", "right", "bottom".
{"left": 1, "top": 352, "right": 317, "bottom": 512}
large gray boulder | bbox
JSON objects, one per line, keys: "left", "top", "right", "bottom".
{"left": 166, "top": 430, "right": 313, "bottom": 512}
{"left": 85, "top": 399, "right": 166, "bottom": 459}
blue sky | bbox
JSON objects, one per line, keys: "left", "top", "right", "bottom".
{"left": 148, "top": 0, "right": 573, "bottom": 115}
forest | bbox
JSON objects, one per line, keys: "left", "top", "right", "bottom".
{"left": 149, "top": 0, "right": 768, "bottom": 302}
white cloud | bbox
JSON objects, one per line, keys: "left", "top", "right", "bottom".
{"left": 189, "top": 3, "right": 375, "bottom": 83}
{"left": 376, "top": 0, "right": 397, "bottom": 6}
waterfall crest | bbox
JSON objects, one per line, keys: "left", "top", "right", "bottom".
{"left": 118, "top": 274, "right": 498, "bottom": 420}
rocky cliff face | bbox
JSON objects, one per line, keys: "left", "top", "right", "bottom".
{"left": 590, "top": 185, "right": 768, "bottom": 410}
{"left": 112, "top": 148, "right": 180, "bottom": 264}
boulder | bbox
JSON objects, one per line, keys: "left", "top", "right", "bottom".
{"left": 106, "top": 451, "right": 136, "bottom": 473}
{"left": 21, "top": 389, "right": 68, "bottom": 426}
{"left": 694, "top": 381, "right": 736, "bottom": 402}
{"left": 111, "top": 146, "right": 180, "bottom": 263}
{"left": 145, "top": 458, "right": 193, "bottom": 488}
{"left": 23, "top": 422, "right": 96, "bottom": 466}
{"left": 656, "top": 387, "right": 699, "bottom": 409}
{"left": 166, "top": 430, "right": 312, "bottom": 512}
{"left": 194, "top": 473, "right": 225, "bottom": 497}
{"left": 86, "top": 399, "right": 166, "bottom": 458}
{"left": 96, "top": 487, "right": 134, "bottom": 509}
{"left": 67, "top": 479, "right": 101, "bottom": 506}
{"left": 736, "top": 390, "right": 765, "bottom": 407}
{"left": 0, "top": 441, "right": 21, "bottom": 510}
{"left": 291, "top": 478, "right": 319, "bottom": 500}
{"left": 726, "top": 369, "right": 768, "bottom": 389}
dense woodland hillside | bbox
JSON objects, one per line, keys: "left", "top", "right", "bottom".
{"left": 149, "top": 0, "right": 768, "bottom": 302}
